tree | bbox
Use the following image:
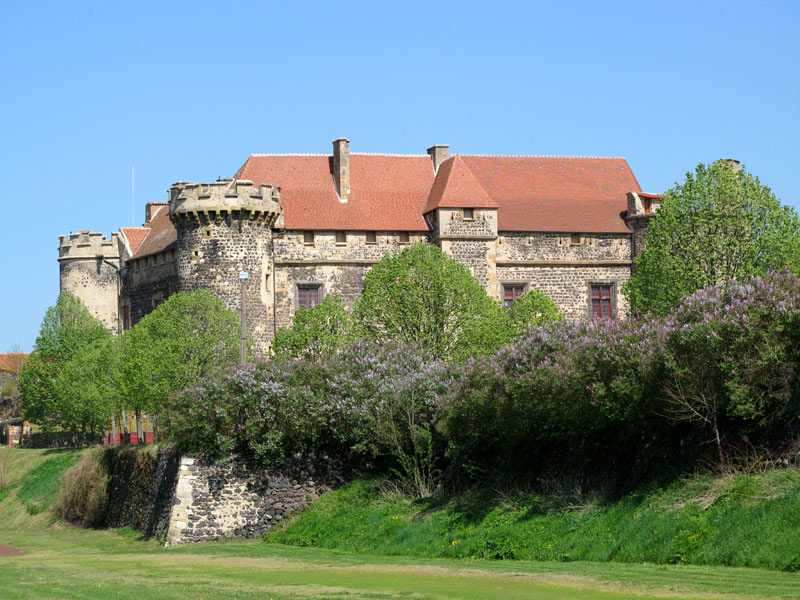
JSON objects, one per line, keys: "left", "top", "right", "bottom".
{"left": 624, "top": 160, "right": 800, "bottom": 316}
{"left": 273, "top": 295, "right": 355, "bottom": 360}
{"left": 354, "top": 243, "right": 502, "bottom": 361}
{"left": 503, "top": 288, "right": 562, "bottom": 338}
{"left": 52, "top": 336, "right": 119, "bottom": 441}
{"left": 119, "top": 290, "right": 242, "bottom": 421}
{"left": 19, "top": 292, "right": 111, "bottom": 429}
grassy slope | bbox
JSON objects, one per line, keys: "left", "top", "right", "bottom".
{"left": 1, "top": 448, "right": 798, "bottom": 599}
{"left": 268, "top": 472, "right": 800, "bottom": 572}
{"left": 0, "top": 447, "right": 84, "bottom": 528}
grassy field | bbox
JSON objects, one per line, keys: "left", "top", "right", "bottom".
{"left": 1, "top": 448, "right": 799, "bottom": 599}
{"left": 268, "top": 475, "right": 800, "bottom": 571}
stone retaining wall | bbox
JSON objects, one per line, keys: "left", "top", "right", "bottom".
{"left": 166, "top": 456, "right": 332, "bottom": 544}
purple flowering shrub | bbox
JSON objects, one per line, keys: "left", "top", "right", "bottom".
{"left": 662, "top": 270, "right": 800, "bottom": 460}
{"left": 165, "top": 341, "right": 453, "bottom": 495}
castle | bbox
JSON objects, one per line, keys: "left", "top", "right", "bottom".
{"left": 58, "top": 139, "right": 660, "bottom": 355}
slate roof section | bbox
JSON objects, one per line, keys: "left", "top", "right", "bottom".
{"left": 129, "top": 206, "right": 177, "bottom": 259}
{"left": 424, "top": 156, "right": 499, "bottom": 213}
{"left": 235, "top": 154, "right": 434, "bottom": 231}
{"left": 0, "top": 353, "right": 28, "bottom": 373}
{"left": 459, "top": 155, "right": 641, "bottom": 233}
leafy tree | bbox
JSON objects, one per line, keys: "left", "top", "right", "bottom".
{"left": 52, "top": 336, "right": 119, "bottom": 441}
{"left": 354, "top": 243, "right": 500, "bottom": 361}
{"left": 19, "top": 292, "right": 111, "bottom": 429}
{"left": 503, "top": 288, "right": 562, "bottom": 338}
{"left": 273, "top": 296, "right": 355, "bottom": 360}
{"left": 624, "top": 160, "right": 800, "bottom": 315}
{"left": 119, "top": 290, "right": 241, "bottom": 419}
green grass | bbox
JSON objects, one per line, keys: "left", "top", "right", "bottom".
{"left": 0, "top": 528, "right": 799, "bottom": 599}
{"left": 267, "top": 472, "right": 800, "bottom": 572}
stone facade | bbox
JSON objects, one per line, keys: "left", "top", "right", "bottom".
{"left": 167, "top": 456, "right": 332, "bottom": 544}
{"left": 59, "top": 141, "right": 659, "bottom": 355}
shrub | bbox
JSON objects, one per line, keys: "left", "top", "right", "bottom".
{"left": 59, "top": 448, "right": 109, "bottom": 527}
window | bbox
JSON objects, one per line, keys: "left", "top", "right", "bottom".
{"left": 503, "top": 284, "right": 526, "bottom": 307}
{"left": 643, "top": 197, "right": 652, "bottom": 214}
{"left": 303, "top": 231, "right": 315, "bottom": 245}
{"left": 399, "top": 231, "right": 410, "bottom": 244}
{"left": 570, "top": 233, "right": 582, "bottom": 245}
{"left": 335, "top": 231, "right": 347, "bottom": 245}
{"left": 122, "top": 306, "right": 130, "bottom": 331}
{"left": 591, "top": 284, "right": 613, "bottom": 319}
{"left": 463, "top": 208, "right": 474, "bottom": 220}
{"left": 365, "top": 231, "right": 377, "bottom": 244}
{"left": 297, "top": 285, "right": 321, "bottom": 308}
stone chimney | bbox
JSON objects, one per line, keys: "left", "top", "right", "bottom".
{"left": 427, "top": 144, "right": 450, "bottom": 173}
{"left": 145, "top": 202, "right": 167, "bottom": 223}
{"left": 332, "top": 138, "right": 350, "bottom": 201}
{"left": 722, "top": 158, "right": 741, "bottom": 173}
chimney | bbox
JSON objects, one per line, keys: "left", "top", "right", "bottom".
{"left": 427, "top": 145, "right": 450, "bottom": 173}
{"left": 145, "top": 202, "right": 165, "bottom": 223}
{"left": 332, "top": 138, "right": 350, "bottom": 201}
{"left": 722, "top": 158, "right": 741, "bottom": 173}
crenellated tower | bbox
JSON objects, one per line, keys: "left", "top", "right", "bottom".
{"left": 168, "top": 179, "right": 282, "bottom": 356}
{"left": 58, "top": 230, "right": 123, "bottom": 333}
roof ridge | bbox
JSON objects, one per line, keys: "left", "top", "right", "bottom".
{"left": 250, "top": 152, "right": 428, "bottom": 158}
{"left": 251, "top": 153, "right": 329, "bottom": 157}
{"left": 459, "top": 154, "right": 628, "bottom": 160}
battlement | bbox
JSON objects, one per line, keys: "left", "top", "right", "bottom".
{"left": 168, "top": 179, "right": 282, "bottom": 226}
{"left": 58, "top": 230, "right": 121, "bottom": 260}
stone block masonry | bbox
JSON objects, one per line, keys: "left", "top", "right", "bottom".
{"left": 166, "top": 456, "right": 334, "bottom": 544}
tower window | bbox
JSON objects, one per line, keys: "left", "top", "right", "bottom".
{"left": 643, "top": 197, "right": 652, "bottom": 214}
{"left": 590, "top": 284, "right": 614, "bottom": 319}
{"left": 303, "top": 231, "right": 315, "bottom": 245}
{"left": 336, "top": 231, "right": 347, "bottom": 245}
{"left": 297, "top": 284, "right": 321, "bottom": 309}
{"left": 463, "top": 208, "right": 474, "bottom": 220}
{"left": 503, "top": 284, "right": 526, "bottom": 307}
{"left": 399, "top": 231, "right": 410, "bottom": 244}
{"left": 365, "top": 231, "right": 377, "bottom": 244}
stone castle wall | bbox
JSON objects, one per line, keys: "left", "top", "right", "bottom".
{"left": 123, "top": 259, "right": 180, "bottom": 325}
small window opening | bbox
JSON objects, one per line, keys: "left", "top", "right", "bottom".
{"left": 204, "top": 226, "right": 212, "bottom": 239}
{"left": 503, "top": 284, "right": 526, "bottom": 308}
{"left": 399, "top": 231, "right": 410, "bottom": 244}
{"left": 570, "top": 233, "right": 582, "bottom": 245}
{"left": 336, "top": 231, "right": 347, "bottom": 245}
{"left": 303, "top": 231, "right": 315, "bottom": 245}
{"left": 265, "top": 273, "right": 270, "bottom": 289}
{"left": 463, "top": 208, "right": 474, "bottom": 220}
{"left": 643, "top": 197, "right": 652, "bottom": 214}
{"left": 366, "top": 231, "right": 377, "bottom": 244}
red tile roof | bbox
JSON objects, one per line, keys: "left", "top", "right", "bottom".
{"left": 120, "top": 227, "right": 150, "bottom": 255}
{"left": 129, "top": 206, "right": 176, "bottom": 259}
{"left": 235, "top": 154, "right": 434, "bottom": 231}
{"left": 459, "top": 155, "right": 641, "bottom": 233}
{"left": 424, "top": 156, "right": 499, "bottom": 213}
{"left": 0, "top": 353, "right": 28, "bottom": 373}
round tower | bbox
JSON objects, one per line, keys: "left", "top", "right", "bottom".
{"left": 624, "top": 192, "right": 661, "bottom": 262}
{"left": 168, "top": 179, "right": 282, "bottom": 357}
{"left": 58, "top": 230, "right": 122, "bottom": 334}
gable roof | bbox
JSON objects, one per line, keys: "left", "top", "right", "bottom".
{"left": 424, "top": 156, "right": 499, "bottom": 213}
{"left": 458, "top": 156, "right": 641, "bottom": 233}
{"left": 234, "top": 154, "right": 434, "bottom": 231}
{"left": 120, "top": 227, "right": 150, "bottom": 255}
{"left": 129, "top": 206, "right": 177, "bottom": 259}
{"left": 0, "top": 353, "right": 28, "bottom": 373}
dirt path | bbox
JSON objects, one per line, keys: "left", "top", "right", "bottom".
{"left": 0, "top": 543, "right": 24, "bottom": 556}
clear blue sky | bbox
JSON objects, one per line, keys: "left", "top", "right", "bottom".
{"left": 1, "top": 1, "right": 798, "bottom": 350}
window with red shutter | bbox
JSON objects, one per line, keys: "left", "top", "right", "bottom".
{"left": 503, "top": 284, "right": 526, "bottom": 308}
{"left": 591, "top": 284, "right": 613, "bottom": 318}
{"left": 297, "top": 285, "right": 321, "bottom": 308}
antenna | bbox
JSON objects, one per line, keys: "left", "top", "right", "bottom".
{"left": 132, "top": 166, "right": 135, "bottom": 226}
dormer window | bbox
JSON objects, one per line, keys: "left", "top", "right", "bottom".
{"left": 643, "top": 197, "right": 652, "bottom": 214}
{"left": 463, "top": 208, "right": 474, "bottom": 220}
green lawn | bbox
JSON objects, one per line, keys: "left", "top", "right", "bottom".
{"left": 0, "top": 528, "right": 798, "bottom": 599}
